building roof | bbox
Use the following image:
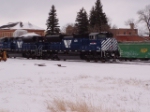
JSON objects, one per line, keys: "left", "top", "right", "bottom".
{"left": 117, "top": 28, "right": 137, "bottom": 31}
{"left": 0, "top": 22, "right": 45, "bottom": 30}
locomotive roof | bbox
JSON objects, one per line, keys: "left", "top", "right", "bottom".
{"left": 63, "top": 36, "right": 73, "bottom": 38}
{"left": 89, "top": 32, "right": 113, "bottom": 36}
{"left": 89, "top": 32, "right": 99, "bottom": 36}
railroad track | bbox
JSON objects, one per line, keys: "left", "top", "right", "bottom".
{"left": 7, "top": 57, "right": 150, "bottom": 66}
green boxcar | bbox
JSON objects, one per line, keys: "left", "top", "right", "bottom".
{"left": 118, "top": 42, "right": 150, "bottom": 59}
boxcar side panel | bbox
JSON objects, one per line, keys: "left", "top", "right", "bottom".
{"left": 118, "top": 42, "right": 150, "bottom": 58}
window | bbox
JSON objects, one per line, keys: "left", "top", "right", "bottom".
{"left": 90, "top": 35, "right": 96, "bottom": 40}
{"left": 90, "top": 36, "right": 93, "bottom": 39}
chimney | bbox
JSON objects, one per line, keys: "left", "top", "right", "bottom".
{"left": 20, "top": 22, "right": 23, "bottom": 27}
{"left": 130, "top": 23, "right": 134, "bottom": 29}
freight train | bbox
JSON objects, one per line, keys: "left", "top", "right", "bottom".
{"left": 0, "top": 32, "right": 150, "bottom": 62}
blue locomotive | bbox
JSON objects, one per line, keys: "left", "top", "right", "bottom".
{"left": 0, "top": 32, "right": 119, "bottom": 62}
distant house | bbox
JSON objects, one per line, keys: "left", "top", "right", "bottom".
{"left": 109, "top": 23, "right": 138, "bottom": 37}
{"left": 108, "top": 23, "right": 148, "bottom": 42}
{"left": 114, "top": 35, "right": 146, "bottom": 42}
{"left": 0, "top": 22, "right": 45, "bottom": 38}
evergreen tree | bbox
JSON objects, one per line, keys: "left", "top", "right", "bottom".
{"left": 75, "top": 8, "right": 89, "bottom": 35}
{"left": 89, "top": 0, "right": 109, "bottom": 32}
{"left": 46, "top": 5, "right": 60, "bottom": 35}
{"left": 89, "top": 6, "right": 96, "bottom": 32}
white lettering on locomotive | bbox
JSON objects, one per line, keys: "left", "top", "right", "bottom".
{"left": 17, "top": 41, "right": 23, "bottom": 48}
{"left": 64, "top": 40, "right": 72, "bottom": 48}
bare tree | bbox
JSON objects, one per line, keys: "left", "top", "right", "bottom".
{"left": 106, "top": 17, "right": 117, "bottom": 29}
{"left": 137, "top": 5, "right": 150, "bottom": 37}
{"left": 125, "top": 18, "right": 138, "bottom": 29}
{"left": 138, "top": 28, "right": 146, "bottom": 36}
{"left": 111, "top": 25, "right": 118, "bottom": 29}
{"left": 61, "top": 23, "right": 76, "bottom": 35}
{"left": 66, "top": 24, "right": 76, "bottom": 35}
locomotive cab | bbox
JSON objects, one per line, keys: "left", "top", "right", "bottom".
{"left": 89, "top": 33, "right": 99, "bottom": 40}
{"left": 0, "top": 37, "right": 12, "bottom": 50}
{"left": 89, "top": 32, "right": 113, "bottom": 40}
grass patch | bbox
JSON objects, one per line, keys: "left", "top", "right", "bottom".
{"left": 47, "top": 99, "right": 118, "bottom": 112}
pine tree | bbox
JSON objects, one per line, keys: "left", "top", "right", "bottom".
{"left": 75, "top": 8, "right": 89, "bottom": 35}
{"left": 46, "top": 5, "right": 60, "bottom": 35}
{"left": 89, "top": 0, "right": 109, "bottom": 32}
{"left": 89, "top": 6, "right": 96, "bottom": 32}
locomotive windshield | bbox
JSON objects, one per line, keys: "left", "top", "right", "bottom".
{"left": 89, "top": 32, "right": 113, "bottom": 40}
{"left": 92, "top": 32, "right": 113, "bottom": 39}
{"left": 97, "top": 34, "right": 107, "bottom": 39}
{"left": 0, "top": 37, "right": 9, "bottom": 42}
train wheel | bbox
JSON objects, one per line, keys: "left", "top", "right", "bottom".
{"left": 108, "top": 59, "right": 113, "bottom": 63}
{"left": 93, "top": 55, "right": 98, "bottom": 62}
{"left": 86, "top": 58, "right": 90, "bottom": 62}
{"left": 113, "top": 58, "right": 116, "bottom": 62}
{"left": 31, "top": 53, "right": 36, "bottom": 59}
{"left": 80, "top": 54, "right": 85, "bottom": 60}
{"left": 56, "top": 56, "right": 60, "bottom": 61}
{"left": 25, "top": 52, "right": 30, "bottom": 59}
{"left": 32, "top": 56, "right": 36, "bottom": 59}
{"left": 86, "top": 57, "right": 90, "bottom": 62}
{"left": 31, "top": 55, "right": 35, "bottom": 59}
{"left": 101, "top": 59, "right": 106, "bottom": 63}
{"left": 94, "top": 59, "right": 98, "bottom": 62}
{"left": 86, "top": 60, "right": 90, "bottom": 62}
{"left": 94, "top": 56, "right": 98, "bottom": 62}
{"left": 0, "top": 52, "right": 2, "bottom": 61}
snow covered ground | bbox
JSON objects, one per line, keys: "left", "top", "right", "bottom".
{"left": 0, "top": 58, "right": 150, "bottom": 112}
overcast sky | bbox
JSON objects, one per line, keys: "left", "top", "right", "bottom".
{"left": 0, "top": 0, "right": 149, "bottom": 30}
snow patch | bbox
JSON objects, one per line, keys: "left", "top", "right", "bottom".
{"left": 0, "top": 59, "right": 150, "bottom": 112}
